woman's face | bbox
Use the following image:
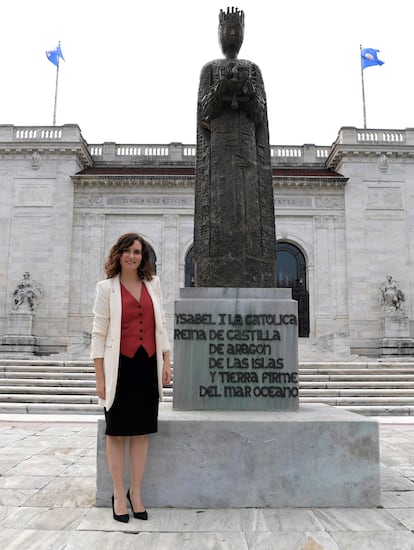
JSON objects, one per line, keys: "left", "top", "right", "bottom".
{"left": 119, "top": 239, "right": 142, "bottom": 274}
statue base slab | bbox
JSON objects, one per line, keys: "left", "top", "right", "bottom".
{"left": 1, "top": 312, "right": 37, "bottom": 354}
{"left": 381, "top": 312, "right": 414, "bottom": 354}
{"left": 96, "top": 403, "right": 380, "bottom": 508}
{"left": 382, "top": 311, "right": 410, "bottom": 338}
{"left": 1, "top": 336, "right": 37, "bottom": 355}
{"left": 5, "top": 312, "right": 34, "bottom": 336}
{"left": 382, "top": 337, "right": 414, "bottom": 355}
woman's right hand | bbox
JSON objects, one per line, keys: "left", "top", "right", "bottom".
{"left": 93, "top": 358, "right": 106, "bottom": 400}
{"left": 96, "top": 379, "right": 106, "bottom": 400}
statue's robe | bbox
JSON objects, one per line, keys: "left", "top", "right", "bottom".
{"left": 194, "top": 58, "right": 276, "bottom": 287}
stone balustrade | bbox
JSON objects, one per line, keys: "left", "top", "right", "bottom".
{"left": 334, "top": 126, "right": 413, "bottom": 145}
{"left": 2, "top": 124, "right": 414, "bottom": 167}
{"left": 0, "top": 124, "right": 84, "bottom": 142}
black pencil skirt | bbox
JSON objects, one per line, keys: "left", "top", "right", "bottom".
{"left": 104, "top": 346, "right": 159, "bottom": 436}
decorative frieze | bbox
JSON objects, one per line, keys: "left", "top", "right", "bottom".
{"left": 74, "top": 193, "right": 193, "bottom": 208}
{"left": 274, "top": 195, "right": 344, "bottom": 210}
{"left": 105, "top": 195, "right": 193, "bottom": 207}
{"left": 74, "top": 194, "right": 104, "bottom": 207}
{"left": 274, "top": 196, "right": 312, "bottom": 208}
{"left": 315, "top": 196, "right": 344, "bottom": 209}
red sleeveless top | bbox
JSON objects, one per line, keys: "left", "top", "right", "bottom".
{"left": 120, "top": 282, "right": 156, "bottom": 358}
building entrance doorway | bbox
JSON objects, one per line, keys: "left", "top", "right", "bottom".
{"left": 276, "top": 242, "right": 309, "bottom": 337}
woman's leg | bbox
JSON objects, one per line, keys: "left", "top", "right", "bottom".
{"left": 128, "top": 435, "right": 149, "bottom": 511}
{"left": 106, "top": 435, "right": 128, "bottom": 514}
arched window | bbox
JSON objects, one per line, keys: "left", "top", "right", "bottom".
{"left": 276, "top": 242, "right": 309, "bottom": 337}
{"left": 184, "top": 246, "right": 195, "bottom": 287}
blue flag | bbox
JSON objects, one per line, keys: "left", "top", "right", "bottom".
{"left": 46, "top": 44, "right": 65, "bottom": 67}
{"left": 361, "top": 48, "right": 384, "bottom": 70}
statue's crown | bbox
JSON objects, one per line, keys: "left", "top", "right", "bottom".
{"left": 219, "top": 7, "right": 244, "bottom": 27}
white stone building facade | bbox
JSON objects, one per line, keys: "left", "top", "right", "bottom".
{"left": 1, "top": 124, "right": 413, "bottom": 357}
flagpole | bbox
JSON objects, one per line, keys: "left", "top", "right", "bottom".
{"left": 52, "top": 41, "right": 61, "bottom": 126}
{"left": 360, "top": 45, "right": 367, "bottom": 128}
{"left": 53, "top": 61, "right": 59, "bottom": 126}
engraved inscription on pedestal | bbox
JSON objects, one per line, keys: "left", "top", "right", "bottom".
{"left": 173, "top": 288, "right": 298, "bottom": 411}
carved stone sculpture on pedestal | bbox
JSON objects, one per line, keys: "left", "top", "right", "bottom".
{"left": 193, "top": 7, "right": 276, "bottom": 287}
{"left": 380, "top": 274, "right": 405, "bottom": 311}
{"left": 1, "top": 272, "right": 43, "bottom": 355}
{"left": 380, "top": 275, "right": 414, "bottom": 355}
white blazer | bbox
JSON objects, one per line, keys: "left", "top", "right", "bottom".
{"left": 90, "top": 274, "right": 170, "bottom": 410}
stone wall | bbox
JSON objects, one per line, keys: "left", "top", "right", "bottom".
{"left": 0, "top": 125, "right": 92, "bottom": 354}
{"left": 1, "top": 124, "right": 414, "bottom": 357}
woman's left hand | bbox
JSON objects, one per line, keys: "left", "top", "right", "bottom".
{"left": 162, "top": 362, "right": 172, "bottom": 386}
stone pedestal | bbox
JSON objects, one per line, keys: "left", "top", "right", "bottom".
{"left": 1, "top": 312, "right": 37, "bottom": 354}
{"left": 381, "top": 311, "right": 414, "bottom": 355}
{"left": 96, "top": 403, "right": 380, "bottom": 508}
{"left": 96, "top": 291, "right": 382, "bottom": 510}
{"left": 173, "top": 288, "right": 298, "bottom": 411}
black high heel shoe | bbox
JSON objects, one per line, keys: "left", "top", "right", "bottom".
{"left": 127, "top": 489, "right": 148, "bottom": 520}
{"left": 112, "top": 494, "right": 129, "bottom": 523}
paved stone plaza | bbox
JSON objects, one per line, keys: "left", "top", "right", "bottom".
{"left": 0, "top": 407, "right": 413, "bottom": 549}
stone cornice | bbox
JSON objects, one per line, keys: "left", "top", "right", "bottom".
{"left": 327, "top": 143, "right": 414, "bottom": 171}
{"left": 273, "top": 176, "right": 347, "bottom": 188}
{"left": 71, "top": 173, "right": 346, "bottom": 191}
{"left": 328, "top": 149, "right": 414, "bottom": 171}
{"left": 71, "top": 174, "right": 195, "bottom": 188}
{"left": 0, "top": 143, "right": 93, "bottom": 168}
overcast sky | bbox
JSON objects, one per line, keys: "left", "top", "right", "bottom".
{"left": 1, "top": 0, "right": 412, "bottom": 146}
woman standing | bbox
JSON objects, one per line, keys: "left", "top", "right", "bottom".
{"left": 91, "top": 232, "right": 171, "bottom": 523}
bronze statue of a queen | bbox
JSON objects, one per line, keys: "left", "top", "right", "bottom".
{"left": 194, "top": 7, "right": 276, "bottom": 287}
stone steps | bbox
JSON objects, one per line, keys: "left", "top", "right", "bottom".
{"left": 301, "top": 388, "right": 414, "bottom": 397}
{"left": 0, "top": 359, "right": 413, "bottom": 415}
{"left": 302, "top": 371, "right": 414, "bottom": 378}
{"left": 0, "top": 378, "right": 95, "bottom": 387}
{"left": 0, "top": 393, "right": 98, "bottom": 403}
{"left": 0, "top": 385, "right": 95, "bottom": 395}
{"left": 302, "top": 381, "right": 414, "bottom": 388}
{"left": 6, "top": 386, "right": 414, "bottom": 398}
{"left": 0, "top": 358, "right": 172, "bottom": 414}
{"left": 0, "top": 402, "right": 102, "bottom": 415}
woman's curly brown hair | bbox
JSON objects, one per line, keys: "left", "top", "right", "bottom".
{"left": 104, "top": 233, "right": 154, "bottom": 280}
